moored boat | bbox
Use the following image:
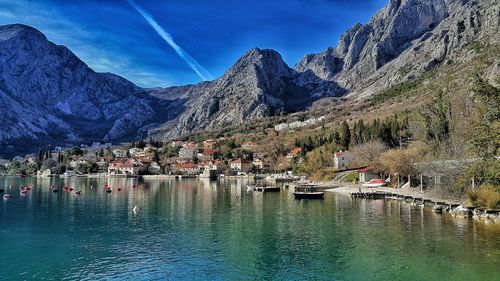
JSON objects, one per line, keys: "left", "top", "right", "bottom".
{"left": 293, "top": 192, "right": 325, "bottom": 199}
{"left": 293, "top": 184, "right": 324, "bottom": 199}
{"left": 362, "top": 179, "right": 387, "bottom": 188}
{"left": 254, "top": 186, "right": 280, "bottom": 192}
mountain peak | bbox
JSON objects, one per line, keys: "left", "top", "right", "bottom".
{"left": 0, "top": 24, "right": 47, "bottom": 42}
{"left": 230, "top": 47, "right": 291, "bottom": 78}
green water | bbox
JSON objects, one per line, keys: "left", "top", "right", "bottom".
{"left": 0, "top": 176, "right": 499, "bottom": 280}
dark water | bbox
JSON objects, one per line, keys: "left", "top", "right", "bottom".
{"left": 0, "top": 176, "right": 499, "bottom": 280}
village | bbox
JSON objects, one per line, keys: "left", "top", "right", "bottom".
{"left": 2, "top": 136, "right": 370, "bottom": 181}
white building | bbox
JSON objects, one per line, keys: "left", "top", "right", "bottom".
{"left": 334, "top": 151, "right": 351, "bottom": 170}
{"left": 129, "top": 147, "right": 144, "bottom": 157}
{"left": 113, "top": 149, "right": 128, "bottom": 158}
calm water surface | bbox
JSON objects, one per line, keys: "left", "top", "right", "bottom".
{"left": 0, "top": 176, "right": 499, "bottom": 280}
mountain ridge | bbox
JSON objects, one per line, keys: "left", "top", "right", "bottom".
{"left": 0, "top": 0, "right": 498, "bottom": 157}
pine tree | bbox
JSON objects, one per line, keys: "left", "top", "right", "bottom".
{"left": 340, "top": 121, "right": 351, "bottom": 150}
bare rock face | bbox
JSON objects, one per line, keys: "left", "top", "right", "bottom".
{"left": 0, "top": 24, "right": 174, "bottom": 155}
{"left": 295, "top": 0, "right": 500, "bottom": 96}
{"left": 1, "top": 0, "right": 498, "bottom": 155}
{"left": 160, "top": 48, "right": 344, "bottom": 138}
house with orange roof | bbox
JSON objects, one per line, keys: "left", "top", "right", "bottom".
{"left": 108, "top": 159, "right": 145, "bottom": 176}
{"left": 172, "top": 163, "right": 200, "bottom": 174}
{"left": 286, "top": 147, "right": 302, "bottom": 159}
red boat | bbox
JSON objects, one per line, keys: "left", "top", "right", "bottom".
{"left": 362, "top": 179, "right": 387, "bottom": 188}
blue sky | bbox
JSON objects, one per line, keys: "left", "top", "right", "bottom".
{"left": 0, "top": 0, "right": 386, "bottom": 87}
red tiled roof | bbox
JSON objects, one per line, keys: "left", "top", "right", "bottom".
{"left": 358, "top": 166, "right": 375, "bottom": 173}
{"left": 177, "top": 163, "right": 199, "bottom": 169}
{"left": 202, "top": 149, "right": 218, "bottom": 155}
{"left": 231, "top": 158, "right": 251, "bottom": 164}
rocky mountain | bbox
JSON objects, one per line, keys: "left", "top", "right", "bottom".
{"left": 151, "top": 48, "right": 344, "bottom": 138}
{"left": 1, "top": 0, "right": 498, "bottom": 157}
{"left": 0, "top": 24, "right": 341, "bottom": 157}
{"left": 295, "top": 0, "right": 500, "bottom": 97}
{"left": 0, "top": 24, "right": 180, "bottom": 157}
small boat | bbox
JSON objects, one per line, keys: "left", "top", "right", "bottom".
{"left": 362, "top": 179, "right": 386, "bottom": 188}
{"left": 0, "top": 189, "right": 4, "bottom": 193}
{"left": 246, "top": 185, "right": 255, "bottom": 191}
{"left": 133, "top": 205, "right": 139, "bottom": 215}
{"left": 74, "top": 190, "right": 82, "bottom": 196}
{"left": 117, "top": 188, "right": 122, "bottom": 191}
{"left": 3, "top": 194, "right": 11, "bottom": 199}
{"left": 106, "top": 189, "right": 112, "bottom": 193}
{"left": 254, "top": 186, "right": 280, "bottom": 192}
{"left": 20, "top": 190, "right": 28, "bottom": 196}
{"left": 262, "top": 186, "right": 280, "bottom": 192}
{"left": 293, "top": 192, "right": 325, "bottom": 199}
{"left": 52, "top": 189, "right": 59, "bottom": 193}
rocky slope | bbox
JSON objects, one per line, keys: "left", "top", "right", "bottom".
{"left": 152, "top": 48, "right": 344, "bottom": 138}
{"left": 295, "top": 0, "right": 500, "bottom": 97}
{"left": 1, "top": 0, "right": 498, "bottom": 156}
{"left": 0, "top": 24, "right": 181, "bottom": 157}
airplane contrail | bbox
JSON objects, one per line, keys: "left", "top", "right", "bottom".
{"left": 127, "top": 0, "right": 213, "bottom": 81}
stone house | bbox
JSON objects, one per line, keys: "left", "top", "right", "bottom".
{"left": 334, "top": 151, "right": 352, "bottom": 170}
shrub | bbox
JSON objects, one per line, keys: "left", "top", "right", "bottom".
{"left": 467, "top": 184, "right": 500, "bottom": 208}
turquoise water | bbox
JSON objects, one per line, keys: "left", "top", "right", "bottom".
{"left": 1, "top": 176, "right": 499, "bottom": 280}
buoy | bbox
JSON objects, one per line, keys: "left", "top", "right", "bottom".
{"left": 52, "top": 189, "right": 59, "bottom": 193}
{"left": 133, "top": 205, "right": 139, "bottom": 214}
{"left": 3, "top": 194, "right": 11, "bottom": 199}
{"left": 90, "top": 185, "right": 94, "bottom": 189}
{"left": 69, "top": 187, "right": 74, "bottom": 192}
{"left": 117, "top": 188, "right": 122, "bottom": 191}
{"left": 50, "top": 185, "right": 54, "bottom": 189}
{"left": 0, "top": 189, "right": 4, "bottom": 193}
{"left": 20, "top": 190, "right": 28, "bottom": 196}
{"left": 9, "top": 184, "right": 13, "bottom": 189}
{"left": 132, "top": 184, "right": 136, "bottom": 189}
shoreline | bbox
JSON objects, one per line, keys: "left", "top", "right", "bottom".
{"left": 325, "top": 184, "right": 465, "bottom": 205}
{"left": 324, "top": 183, "right": 500, "bottom": 224}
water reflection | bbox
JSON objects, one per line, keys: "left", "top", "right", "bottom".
{"left": 0, "top": 177, "right": 499, "bottom": 280}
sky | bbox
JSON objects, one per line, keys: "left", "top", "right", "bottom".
{"left": 0, "top": 0, "right": 387, "bottom": 87}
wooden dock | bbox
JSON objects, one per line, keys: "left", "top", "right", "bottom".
{"left": 350, "top": 191, "right": 465, "bottom": 211}
{"left": 351, "top": 192, "right": 392, "bottom": 200}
